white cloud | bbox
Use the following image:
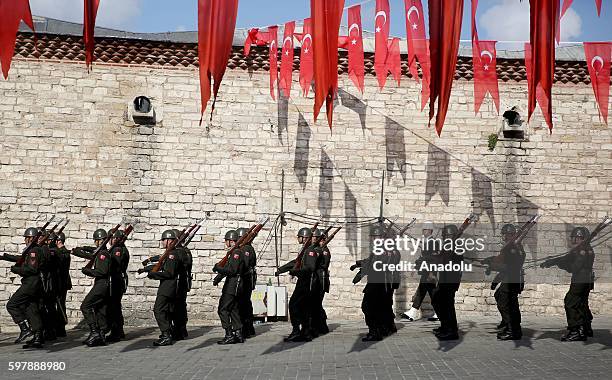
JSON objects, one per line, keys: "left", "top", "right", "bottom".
{"left": 30, "top": 0, "right": 142, "bottom": 29}
{"left": 480, "top": 0, "right": 582, "bottom": 45}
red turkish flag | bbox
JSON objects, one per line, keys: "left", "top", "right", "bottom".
{"left": 197, "top": 0, "right": 239, "bottom": 122}
{"left": 0, "top": 0, "right": 34, "bottom": 79}
{"left": 280, "top": 21, "right": 295, "bottom": 98}
{"left": 387, "top": 38, "right": 401, "bottom": 86}
{"left": 244, "top": 28, "right": 271, "bottom": 56}
{"left": 84, "top": 0, "right": 100, "bottom": 71}
{"left": 596, "top": 0, "right": 602, "bottom": 16}
{"left": 268, "top": 25, "right": 279, "bottom": 100}
{"left": 584, "top": 42, "right": 611, "bottom": 124}
{"left": 472, "top": 40, "right": 499, "bottom": 115}
{"left": 525, "top": 43, "right": 552, "bottom": 130}
{"left": 560, "top": 0, "right": 573, "bottom": 18}
{"left": 420, "top": 41, "right": 430, "bottom": 111}
{"left": 428, "top": 0, "right": 464, "bottom": 136}
{"left": 347, "top": 5, "right": 365, "bottom": 93}
{"left": 528, "top": 0, "right": 559, "bottom": 133}
{"left": 311, "top": 0, "right": 345, "bottom": 129}
{"left": 405, "top": 0, "right": 427, "bottom": 84}
{"left": 296, "top": 19, "right": 314, "bottom": 96}
{"left": 374, "top": 0, "right": 390, "bottom": 89}
{"left": 471, "top": 0, "right": 479, "bottom": 41}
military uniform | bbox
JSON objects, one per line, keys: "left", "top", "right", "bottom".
{"left": 107, "top": 242, "right": 129, "bottom": 341}
{"left": 3, "top": 228, "right": 45, "bottom": 348}
{"left": 485, "top": 224, "right": 526, "bottom": 340}
{"left": 148, "top": 248, "right": 181, "bottom": 345}
{"left": 37, "top": 240, "right": 58, "bottom": 341}
{"left": 213, "top": 230, "right": 246, "bottom": 344}
{"left": 312, "top": 244, "right": 331, "bottom": 336}
{"left": 54, "top": 240, "right": 72, "bottom": 337}
{"left": 239, "top": 240, "right": 256, "bottom": 338}
{"left": 431, "top": 225, "right": 462, "bottom": 341}
{"left": 287, "top": 243, "right": 319, "bottom": 341}
{"left": 542, "top": 227, "right": 595, "bottom": 341}
{"left": 74, "top": 241, "right": 111, "bottom": 347}
{"left": 173, "top": 244, "right": 192, "bottom": 340}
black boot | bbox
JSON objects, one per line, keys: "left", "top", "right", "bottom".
{"left": 44, "top": 328, "right": 57, "bottom": 342}
{"left": 106, "top": 329, "right": 122, "bottom": 343}
{"left": 86, "top": 325, "right": 106, "bottom": 347}
{"left": 362, "top": 327, "right": 383, "bottom": 342}
{"left": 584, "top": 323, "right": 593, "bottom": 338}
{"left": 22, "top": 331, "right": 43, "bottom": 349}
{"left": 496, "top": 321, "right": 507, "bottom": 330}
{"left": 56, "top": 327, "right": 67, "bottom": 338}
{"left": 437, "top": 329, "right": 459, "bottom": 341}
{"left": 284, "top": 327, "right": 301, "bottom": 342}
{"left": 217, "top": 329, "right": 235, "bottom": 345}
{"left": 561, "top": 326, "right": 586, "bottom": 342}
{"left": 14, "top": 321, "right": 33, "bottom": 344}
{"left": 497, "top": 328, "right": 522, "bottom": 341}
{"left": 233, "top": 330, "right": 244, "bottom": 344}
{"left": 153, "top": 331, "right": 174, "bottom": 346}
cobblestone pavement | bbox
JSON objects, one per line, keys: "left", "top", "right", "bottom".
{"left": 0, "top": 316, "right": 610, "bottom": 380}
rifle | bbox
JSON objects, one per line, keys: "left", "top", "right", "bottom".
{"left": 151, "top": 221, "right": 202, "bottom": 273}
{"left": 243, "top": 217, "right": 270, "bottom": 246}
{"left": 456, "top": 212, "right": 477, "bottom": 239}
{"left": 320, "top": 226, "right": 342, "bottom": 248}
{"left": 485, "top": 214, "right": 541, "bottom": 275}
{"left": 84, "top": 223, "right": 121, "bottom": 270}
{"left": 292, "top": 220, "right": 321, "bottom": 270}
{"left": 49, "top": 219, "right": 70, "bottom": 246}
{"left": 183, "top": 220, "right": 207, "bottom": 247}
{"left": 142, "top": 222, "right": 192, "bottom": 266}
{"left": 37, "top": 217, "right": 64, "bottom": 245}
{"left": 215, "top": 223, "right": 257, "bottom": 269}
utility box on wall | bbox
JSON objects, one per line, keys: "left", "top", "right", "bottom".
{"left": 252, "top": 285, "right": 287, "bottom": 319}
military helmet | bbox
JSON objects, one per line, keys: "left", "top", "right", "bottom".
{"left": 313, "top": 228, "right": 324, "bottom": 238}
{"left": 571, "top": 226, "right": 590, "bottom": 240}
{"left": 160, "top": 229, "right": 177, "bottom": 240}
{"left": 57, "top": 232, "right": 66, "bottom": 242}
{"left": 297, "top": 227, "right": 313, "bottom": 238}
{"left": 47, "top": 232, "right": 57, "bottom": 242}
{"left": 172, "top": 229, "right": 182, "bottom": 239}
{"left": 501, "top": 224, "right": 517, "bottom": 236}
{"left": 23, "top": 227, "right": 39, "bottom": 238}
{"left": 225, "top": 229, "right": 238, "bottom": 241}
{"left": 93, "top": 229, "right": 108, "bottom": 240}
{"left": 370, "top": 224, "right": 385, "bottom": 237}
{"left": 442, "top": 224, "right": 459, "bottom": 239}
{"left": 111, "top": 229, "right": 125, "bottom": 239}
{"left": 237, "top": 227, "right": 249, "bottom": 238}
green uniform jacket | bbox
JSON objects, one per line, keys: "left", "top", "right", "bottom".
{"left": 215, "top": 248, "right": 245, "bottom": 296}
{"left": 148, "top": 249, "right": 180, "bottom": 297}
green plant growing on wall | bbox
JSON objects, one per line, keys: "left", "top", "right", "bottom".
{"left": 488, "top": 133, "right": 498, "bottom": 151}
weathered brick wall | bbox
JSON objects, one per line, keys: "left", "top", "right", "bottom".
{"left": 0, "top": 58, "right": 610, "bottom": 329}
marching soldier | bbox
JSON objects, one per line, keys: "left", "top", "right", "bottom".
{"left": 312, "top": 228, "right": 331, "bottom": 336}
{"left": 402, "top": 221, "right": 438, "bottom": 322}
{"left": 147, "top": 229, "right": 182, "bottom": 346}
{"left": 106, "top": 229, "right": 129, "bottom": 342}
{"left": 1, "top": 227, "right": 45, "bottom": 349}
{"left": 483, "top": 224, "right": 526, "bottom": 340}
{"left": 350, "top": 224, "right": 387, "bottom": 342}
{"left": 237, "top": 227, "right": 257, "bottom": 339}
{"left": 72, "top": 229, "right": 112, "bottom": 347}
{"left": 541, "top": 227, "right": 595, "bottom": 341}
{"left": 431, "top": 225, "right": 462, "bottom": 341}
{"left": 173, "top": 229, "right": 193, "bottom": 341}
{"left": 53, "top": 232, "right": 71, "bottom": 338}
{"left": 212, "top": 230, "right": 246, "bottom": 344}
{"left": 280, "top": 227, "right": 319, "bottom": 342}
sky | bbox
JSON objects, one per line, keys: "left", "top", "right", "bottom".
{"left": 28, "top": 0, "right": 611, "bottom": 45}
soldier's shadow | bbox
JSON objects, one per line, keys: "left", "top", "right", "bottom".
{"left": 261, "top": 337, "right": 309, "bottom": 355}
{"left": 536, "top": 328, "right": 612, "bottom": 350}
{"left": 436, "top": 322, "right": 476, "bottom": 352}
{"left": 185, "top": 337, "right": 220, "bottom": 351}
{"left": 348, "top": 324, "right": 405, "bottom": 354}
{"left": 181, "top": 326, "right": 213, "bottom": 341}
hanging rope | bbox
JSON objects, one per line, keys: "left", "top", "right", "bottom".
{"left": 256, "top": 214, "right": 280, "bottom": 260}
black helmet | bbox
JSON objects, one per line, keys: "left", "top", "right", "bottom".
{"left": 172, "top": 229, "right": 182, "bottom": 239}
{"left": 501, "top": 224, "right": 517, "bottom": 236}
{"left": 297, "top": 227, "right": 312, "bottom": 238}
{"left": 237, "top": 227, "right": 249, "bottom": 238}
{"left": 57, "top": 232, "right": 66, "bottom": 242}
{"left": 23, "top": 227, "right": 39, "bottom": 238}
{"left": 571, "top": 226, "right": 590, "bottom": 240}
{"left": 93, "top": 229, "right": 108, "bottom": 240}
{"left": 224, "top": 230, "right": 238, "bottom": 241}
{"left": 111, "top": 229, "right": 125, "bottom": 239}
{"left": 370, "top": 224, "right": 385, "bottom": 237}
{"left": 313, "top": 228, "right": 324, "bottom": 238}
{"left": 442, "top": 224, "right": 459, "bottom": 239}
{"left": 47, "top": 232, "right": 57, "bottom": 242}
{"left": 160, "top": 229, "right": 177, "bottom": 240}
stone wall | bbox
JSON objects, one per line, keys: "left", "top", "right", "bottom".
{"left": 0, "top": 58, "right": 610, "bottom": 329}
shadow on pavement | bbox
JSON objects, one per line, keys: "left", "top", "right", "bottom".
{"left": 186, "top": 337, "right": 221, "bottom": 351}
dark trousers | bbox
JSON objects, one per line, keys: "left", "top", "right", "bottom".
{"left": 80, "top": 280, "right": 109, "bottom": 331}
{"left": 382, "top": 287, "right": 395, "bottom": 330}
{"left": 41, "top": 292, "right": 58, "bottom": 334}
{"left": 289, "top": 283, "right": 312, "bottom": 330}
{"left": 311, "top": 291, "right": 328, "bottom": 333}
{"left": 218, "top": 292, "right": 242, "bottom": 331}
{"left": 432, "top": 284, "right": 458, "bottom": 333}
{"left": 173, "top": 286, "right": 189, "bottom": 332}
{"left": 55, "top": 291, "right": 68, "bottom": 334}
{"left": 361, "top": 284, "right": 385, "bottom": 333}
{"left": 565, "top": 283, "right": 591, "bottom": 329}
{"left": 107, "top": 277, "right": 124, "bottom": 335}
{"left": 154, "top": 294, "right": 175, "bottom": 333}
{"left": 411, "top": 280, "right": 436, "bottom": 309}
{"left": 494, "top": 283, "right": 522, "bottom": 331}
{"left": 238, "top": 281, "right": 254, "bottom": 333}
{"left": 7, "top": 284, "right": 43, "bottom": 332}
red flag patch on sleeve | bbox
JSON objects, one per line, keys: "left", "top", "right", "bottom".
{"left": 169, "top": 255, "right": 175, "bottom": 260}
{"left": 233, "top": 254, "right": 240, "bottom": 259}
{"left": 99, "top": 254, "right": 106, "bottom": 261}
{"left": 308, "top": 252, "right": 315, "bottom": 256}
{"left": 30, "top": 252, "right": 36, "bottom": 257}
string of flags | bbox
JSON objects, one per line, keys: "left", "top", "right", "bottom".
{"left": 0, "top": 0, "right": 609, "bottom": 134}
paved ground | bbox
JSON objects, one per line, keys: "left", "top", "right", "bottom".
{"left": 0, "top": 316, "right": 610, "bottom": 380}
